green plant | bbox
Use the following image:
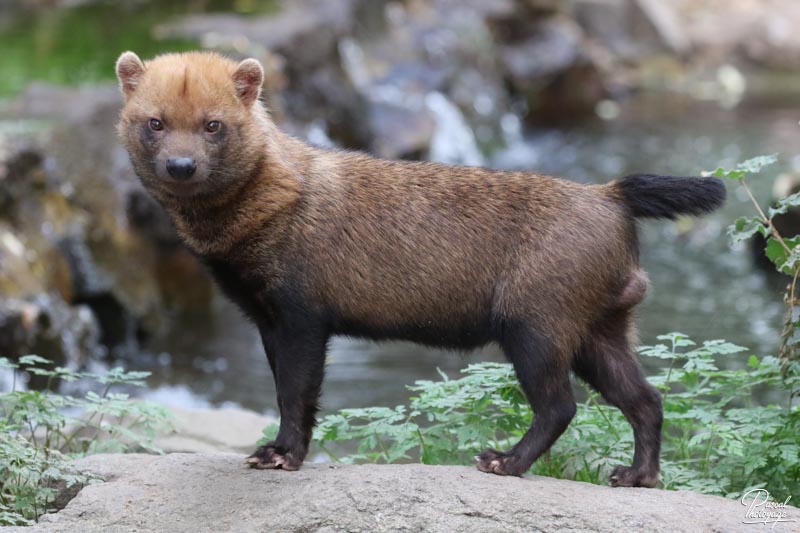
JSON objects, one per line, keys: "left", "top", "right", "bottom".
{"left": 0, "top": 423, "right": 87, "bottom": 527}
{"left": 314, "top": 363, "right": 529, "bottom": 466}
{"left": 643, "top": 334, "right": 798, "bottom": 497}
{"left": 302, "top": 334, "right": 799, "bottom": 499}
{"left": 0, "top": 355, "right": 172, "bottom": 525}
{"left": 715, "top": 154, "right": 800, "bottom": 369}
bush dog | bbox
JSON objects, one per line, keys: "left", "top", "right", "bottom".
{"left": 115, "top": 51, "right": 725, "bottom": 487}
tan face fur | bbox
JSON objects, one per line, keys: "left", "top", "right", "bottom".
{"left": 115, "top": 51, "right": 266, "bottom": 203}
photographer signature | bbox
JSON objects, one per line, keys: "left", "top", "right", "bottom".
{"left": 741, "top": 488, "right": 796, "bottom": 529}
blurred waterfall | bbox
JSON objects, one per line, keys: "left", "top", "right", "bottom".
{"left": 425, "top": 92, "right": 485, "bottom": 167}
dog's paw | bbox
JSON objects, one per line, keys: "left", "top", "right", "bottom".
{"left": 475, "top": 449, "right": 527, "bottom": 476}
{"left": 245, "top": 443, "right": 302, "bottom": 471}
{"left": 609, "top": 465, "right": 659, "bottom": 488}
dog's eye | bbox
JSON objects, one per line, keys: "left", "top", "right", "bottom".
{"left": 205, "top": 120, "right": 221, "bottom": 133}
{"left": 149, "top": 118, "right": 164, "bottom": 131}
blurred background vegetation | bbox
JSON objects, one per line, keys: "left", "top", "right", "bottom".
{"left": 1, "top": 0, "right": 800, "bottom": 415}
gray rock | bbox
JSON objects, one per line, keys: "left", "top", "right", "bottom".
{"left": 1, "top": 85, "right": 216, "bottom": 352}
{"left": 631, "top": 0, "right": 689, "bottom": 55}
{"left": 19, "top": 453, "right": 798, "bottom": 532}
{"left": 154, "top": 1, "right": 357, "bottom": 64}
{"left": 0, "top": 294, "right": 101, "bottom": 370}
{"left": 156, "top": 0, "right": 513, "bottom": 154}
{"left": 155, "top": 0, "right": 371, "bottom": 150}
{"left": 498, "top": 17, "right": 584, "bottom": 85}
{"left": 573, "top": 0, "right": 638, "bottom": 58}
{"left": 153, "top": 406, "right": 276, "bottom": 455}
{"left": 574, "top": 0, "right": 688, "bottom": 59}
{"left": 367, "top": 100, "right": 436, "bottom": 160}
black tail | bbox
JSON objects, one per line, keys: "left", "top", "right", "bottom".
{"left": 614, "top": 174, "right": 726, "bottom": 220}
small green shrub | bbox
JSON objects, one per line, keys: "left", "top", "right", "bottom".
{"left": 0, "top": 424, "right": 85, "bottom": 527}
{"left": 716, "top": 153, "right": 800, "bottom": 369}
{"left": 0, "top": 355, "right": 172, "bottom": 525}
{"left": 303, "top": 334, "right": 799, "bottom": 499}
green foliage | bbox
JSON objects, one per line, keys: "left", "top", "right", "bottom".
{"left": 720, "top": 154, "right": 781, "bottom": 247}
{"left": 258, "top": 422, "right": 279, "bottom": 445}
{"left": 720, "top": 154, "right": 800, "bottom": 368}
{"left": 0, "top": 426, "right": 91, "bottom": 527}
{"left": 311, "top": 364, "right": 529, "bottom": 465}
{"left": 0, "top": 0, "right": 283, "bottom": 96}
{"left": 0, "top": 356, "right": 172, "bottom": 525}
{"left": 765, "top": 236, "right": 800, "bottom": 275}
{"left": 642, "top": 334, "right": 799, "bottom": 498}
{"left": 308, "top": 334, "right": 799, "bottom": 500}
{"left": 728, "top": 216, "right": 768, "bottom": 245}
{"left": 711, "top": 153, "right": 777, "bottom": 181}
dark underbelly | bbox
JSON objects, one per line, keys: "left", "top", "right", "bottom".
{"left": 332, "top": 315, "right": 495, "bottom": 351}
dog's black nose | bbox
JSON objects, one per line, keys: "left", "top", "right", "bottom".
{"left": 166, "top": 157, "right": 197, "bottom": 180}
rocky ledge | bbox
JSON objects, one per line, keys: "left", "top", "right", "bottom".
{"left": 7, "top": 453, "right": 797, "bottom": 533}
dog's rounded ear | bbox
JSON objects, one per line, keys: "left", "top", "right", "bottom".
{"left": 116, "top": 51, "right": 146, "bottom": 100}
{"left": 232, "top": 58, "right": 264, "bottom": 107}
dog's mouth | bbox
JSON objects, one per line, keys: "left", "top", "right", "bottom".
{"left": 157, "top": 176, "right": 209, "bottom": 198}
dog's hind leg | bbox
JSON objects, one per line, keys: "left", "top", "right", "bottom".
{"left": 573, "top": 309, "right": 662, "bottom": 488}
{"left": 476, "top": 323, "right": 577, "bottom": 476}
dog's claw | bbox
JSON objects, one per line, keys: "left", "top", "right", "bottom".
{"left": 246, "top": 443, "right": 303, "bottom": 471}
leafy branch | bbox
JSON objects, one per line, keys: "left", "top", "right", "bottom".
{"left": 713, "top": 154, "right": 800, "bottom": 369}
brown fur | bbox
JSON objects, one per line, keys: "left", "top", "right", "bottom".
{"left": 115, "top": 51, "right": 723, "bottom": 487}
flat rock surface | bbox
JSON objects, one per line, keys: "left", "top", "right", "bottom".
{"left": 5, "top": 453, "right": 797, "bottom": 532}
{"left": 152, "top": 405, "right": 276, "bottom": 455}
